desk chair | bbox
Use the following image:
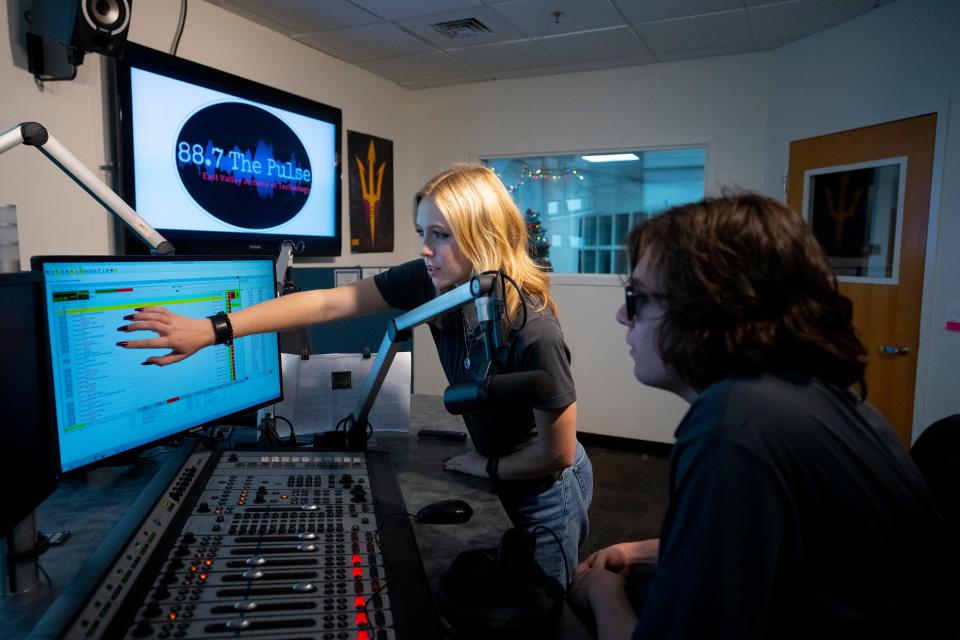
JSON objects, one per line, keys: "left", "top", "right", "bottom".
{"left": 910, "top": 414, "right": 960, "bottom": 530}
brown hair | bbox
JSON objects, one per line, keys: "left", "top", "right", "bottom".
{"left": 629, "top": 192, "right": 866, "bottom": 395}
{"left": 416, "top": 164, "right": 557, "bottom": 322}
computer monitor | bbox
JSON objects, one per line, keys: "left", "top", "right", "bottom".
{"left": 0, "top": 272, "right": 58, "bottom": 536}
{"left": 32, "top": 256, "right": 282, "bottom": 474}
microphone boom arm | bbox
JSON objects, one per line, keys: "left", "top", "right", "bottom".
{"left": 345, "top": 273, "right": 497, "bottom": 449}
{"left": 0, "top": 122, "right": 175, "bottom": 255}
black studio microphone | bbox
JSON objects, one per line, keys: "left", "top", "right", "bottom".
{"left": 443, "top": 371, "right": 554, "bottom": 415}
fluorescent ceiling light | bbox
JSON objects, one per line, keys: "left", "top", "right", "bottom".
{"left": 581, "top": 153, "right": 639, "bottom": 163}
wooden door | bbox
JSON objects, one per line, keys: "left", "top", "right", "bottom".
{"left": 787, "top": 114, "right": 936, "bottom": 447}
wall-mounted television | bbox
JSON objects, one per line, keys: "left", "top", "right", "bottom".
{"left": 115, "top": 43, "right": 342, "bottom": 257}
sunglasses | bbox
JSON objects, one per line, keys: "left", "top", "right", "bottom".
{"left": 624, "top": 285, "right": 666, "bottom": 321}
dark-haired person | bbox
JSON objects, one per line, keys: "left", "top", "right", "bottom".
{"left": 569, "top": 193, "right": 949, "bottom": 639}
{"left": 117, "top": 164, "right": 592, "bottom": 586}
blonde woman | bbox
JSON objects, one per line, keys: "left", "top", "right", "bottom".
{"left": 119, "top": 164, "right": 593, "bottom": 586}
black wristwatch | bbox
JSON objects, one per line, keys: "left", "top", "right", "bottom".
{"left": 207, "top": 311, "right": 234, "bottom": 346}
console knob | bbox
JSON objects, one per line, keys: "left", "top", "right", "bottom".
{"left": 298, "top": 532, "right": 318, "bottom": 540}
{"left": 181, "top": 532, "right": 196, "bottom": 543}
{"left": 131, "top": 621, "right": 153, "bottom": 637}
{"left": 245, "top": 556, "right": 266, "bottom": 566}
{"left": 233, "top": 600, "right": 258, "bottom": 611}
{"left": 143, "top": 602, "right": 163, "bottom": 618}
{"left": 241, "top": 569, "right": 264, "bottom": 580}
{"left": 196, "top": 502, "right": 210, "bottom": 513}
{"left": 292, "top": 582, "right": 315, "bottom": 592}
{"left": 225, "top": 619, "right": 251, "bottom": 630}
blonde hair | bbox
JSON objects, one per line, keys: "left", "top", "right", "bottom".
{"left": 416, "top": 164, "right": 557, "bottom": 322}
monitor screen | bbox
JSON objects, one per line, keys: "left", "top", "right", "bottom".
{"left": 115, "top": 43, "right": 342, "bottom": 257}
{"left": 0, "top": 272, "right": 58, "bottom": 535}
{"left": 32, "top": 256, "right": 282, "bottom": 474}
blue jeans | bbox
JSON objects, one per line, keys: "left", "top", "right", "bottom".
{"left": 498, "top": 442, "right": 593, "bottom": 587}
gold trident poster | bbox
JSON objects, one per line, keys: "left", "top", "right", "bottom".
{"left": 348, "top": 131, "right": 394, "bottom": 253}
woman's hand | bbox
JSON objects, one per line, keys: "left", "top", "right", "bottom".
{"left": 116, "top": 307, "right": 215, "bottom": 366}
{"left": 442, "top": 451, "right": 488, "bottom": 478}
{"left": 577, "top": 539, "right": 660, "bottom": 575}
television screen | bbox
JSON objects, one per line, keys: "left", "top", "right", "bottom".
{"left": 0, "top": 272, "right": 58, "bottom": 535}
{"left": 33, "top": 255, "right": 282, "bottom": 474}
{"left": 115, "top": 43, "right": 342, "bottom": 257}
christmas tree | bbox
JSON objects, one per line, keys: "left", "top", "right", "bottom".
{"left": 525, "top": 208, "right": 552, "bottom": 271}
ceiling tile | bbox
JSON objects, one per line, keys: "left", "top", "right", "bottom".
{"left": 204, "top": 0, "right": 301, "bottom": 34}
{"left": 446, "top": 39, "right": 556, "bottom": 72}
{"left": 294, "top": 23, "right": 435, "bottom": 63}
{"left": 533, "top": 26, "right": 652, "bottom": 64}
{"left": 397, "top": 6, "right": 527, "bottom": 48}
{"left": 488, "top": 0, "right": 624, "bottom": 38}
{"left": 349, "top": 0, "right": 483, "bottom": 21}
{"left": 748, "top": 0, "right": 876, "bottom": 48}
{"left": 226, "top": 0, "right": 381, "bottom": 32}
{"left": 634, "top": 9, "right": 753, "bottom": 55}
{"left": 490, "top": 55, "right": 654, "bottom": 80}
{"left": 357, "top": 51, "right": 481, "bottom": 82}
{"left": 613, "top": 0, "right": 743, "bottom": 24}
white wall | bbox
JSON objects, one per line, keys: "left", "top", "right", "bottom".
{"left": 761, "top": 0, "right": 960, "bottom": 440}
{"left": 406, "top": 54, "right": 773, "bottom": 441}
{"left": 0, "top": 0, "right": 419, "bottom": 269}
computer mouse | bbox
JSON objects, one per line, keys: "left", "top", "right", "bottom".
{"left": 415, "top": 499, "right": 474, "bottom": 525}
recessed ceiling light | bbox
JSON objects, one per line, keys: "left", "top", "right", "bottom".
{"left": 581, "top": 153, "right": 640, "bottom": 162}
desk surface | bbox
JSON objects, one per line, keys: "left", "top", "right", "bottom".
{"left": 2, "top": 395, "right": 589, "bottom": 639}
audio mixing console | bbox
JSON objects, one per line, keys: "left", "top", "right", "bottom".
{"left": 28, "top": 444, "right": 442, "bottom": 640}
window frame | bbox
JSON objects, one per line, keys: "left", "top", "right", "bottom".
{"left": 479, "top": 141, "right": 714, "bottom": 285}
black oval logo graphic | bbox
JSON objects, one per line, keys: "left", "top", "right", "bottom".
{"left": 175, "top": 102, "right": 312, "bottom": 229}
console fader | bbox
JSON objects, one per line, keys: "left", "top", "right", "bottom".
{"left": 29, "top": 446, "right": 442, "bottom": 640}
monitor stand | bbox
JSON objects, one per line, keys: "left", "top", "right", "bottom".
{"left": 1, "top": 510, "right": 40, "bottom": 595}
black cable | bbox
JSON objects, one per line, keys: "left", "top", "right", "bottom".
{"left": 36, "top": 561, "right": 53, "bottom": 588}
{"left": 274, "top": 414, "right": 296, "bottom": 447}
{"left": 170, "top": 0, "right": 188, "bottom": 56}
{"left": 531, "top": 524, "right": 569, "bottom": 587}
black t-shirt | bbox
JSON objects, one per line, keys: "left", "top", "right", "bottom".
{"left": 374, "top": 259, "right": 576, "bottom": 457}
{"left": 634, "top": 374, "right": 950, "bottom": 640}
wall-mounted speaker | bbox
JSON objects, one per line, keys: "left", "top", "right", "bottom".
{"left": 29, "top": 0, "right": 132, "bottom": 60}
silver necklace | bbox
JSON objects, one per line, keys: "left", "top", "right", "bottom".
{"left": 462, "top": 309, "right": 479, "bottom": 370}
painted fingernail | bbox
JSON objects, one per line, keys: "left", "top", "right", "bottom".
{"left": 123, "top": 314, "right": 135, "bottom": 320}
{"left": 135, "top": 307, "right": 144, "bottom": 311}
{"left": 116, "top": 341, "right": 128, "bottom": 347}
{"left": 117, "top": 325, "right": 127, "bottom": 332}
{"left": 141, "top": 360, "right": 152, "bottom": 365}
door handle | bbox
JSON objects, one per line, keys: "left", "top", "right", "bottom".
{"left": 879, "top": 345, "right": 910, "bottom": 356}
